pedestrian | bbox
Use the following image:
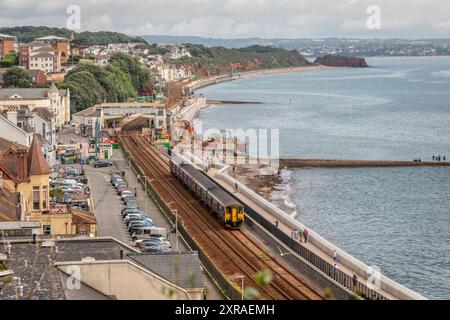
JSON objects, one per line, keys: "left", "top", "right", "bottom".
{"left": 432, "top": 155, "right": 435, "bottom": 161}
{"left": 234, "top": 182, "right": 239, "bottom": 192}
{"left": 294, "top": 229, "right": 299, "bottom": 241}
{"left": 333, "top": 249, "right": 337, "bottom": 263}
{"left": 275, "top": 220, "right": 279, "bottom": 228}
{"left": 134, "top": 187, "right": 137, "bottom": 197}
{"left": 303, "top": 228, "right": 309, "bottom": 243}
{"left": 444, "top": 156, "right": 446, "bottom": 161}
{"left": 352, "top": 273, "right": 358, "bottom": 290}
{"left": 291, "top": 230, "right": 295, "bottom": 239}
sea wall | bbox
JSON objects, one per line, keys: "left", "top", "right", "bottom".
{"left": 214, "top": 165, "right": 426, "bottom": 300}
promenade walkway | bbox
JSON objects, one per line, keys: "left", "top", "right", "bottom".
{"left": 206, "top": 166, "right": 400, "bottom": 300}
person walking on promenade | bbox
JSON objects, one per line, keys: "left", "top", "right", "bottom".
{"left": 275, "top": 220, "right": 279, "bottom": 228}
{"left": 134, "top": 187, "right": 137, "bottom": 198}
{"left": 352, "top": 273, "right": 358, "bottom": 291}
{"left": 432, "top": 155, "right": 435, "bottom": 161}
{"left": 333, "top": 249, "right": 337, "bottom": 263}
{"left": 234, "top": 182, "right": 239, "bottom": 192}
{"left": 303, "top": 228, "right": 309, "bottom": 243}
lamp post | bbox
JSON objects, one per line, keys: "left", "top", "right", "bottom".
{"left": 173, "top": 209, "right": 179, "bottom": 253}
{"left": 231, "top": 274, "right": 245, "bottom": 300}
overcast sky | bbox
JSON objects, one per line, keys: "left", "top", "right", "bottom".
{"left": 1, "top": 0, "right": 450, "bottom": 39}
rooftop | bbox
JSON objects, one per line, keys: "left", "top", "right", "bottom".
{"left": 0, "top": 87, "right": 68, "bottom": 100}
{"left": 128, "top": 252, "right": 204, "bottom": 289}
{"left": 0, "top": 237, "right": 205, "bottom": 300}
{"left": 0, "top": 237, "right": 136, "bottom": 300}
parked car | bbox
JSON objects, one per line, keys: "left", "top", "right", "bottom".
{"left": 121, "top": 206, "right": 141, "bottom": 216}
{"left": 141, "top": 243, "right": 172, "bottom": 254}
{"left": 94, "top": 160, "right": 113, "bottom": 168}
{"left": 128, "top": 221, "right": 153, "bottom": 233}
{"left": 120, "top": 190, "right": 132, "bottom": 199}
{"left": 123, "top": 196, "right": 137, "bottom": 206}
{"left": 131, "top": 226, "right": 167, "bottom": 241}
{"left": 113, "top": 179, "right": 125, "bottom": 188}
{"left": 117, "top": 185, "right": 129, "bottom": 195}
{"left": 125, "top": 215, "right": 153, "bottom": 226}
{"left": 135, "top": 237, "right": 168, "bottom": 249}
{"left": 111, "top": 174, "right": 122, "bottom": 184}
{"left": 61, "top": 186, "right": 75, "bottom": 194}
{"left": 134, "top": 235, "right": 170, "bottom": 248}
{"left": 65, "top": 167, "right": 80, "bottom": 176}
{"left": 124, "top": 199, "right": 138, "bottom": 208}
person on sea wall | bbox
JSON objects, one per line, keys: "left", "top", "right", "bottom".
{"left": 303, "top": 228, "right": 309, "bottom": 243}
{"left": 333, "top": 249, "right": 337, "bottom": 263}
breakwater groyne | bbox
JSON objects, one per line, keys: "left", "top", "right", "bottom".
{"left": 279, "top": 158, "right": 450, "bottom": 168}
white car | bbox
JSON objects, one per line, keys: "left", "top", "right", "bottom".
{"left": 121, "top": 190, "right": 132, "bottom": 200}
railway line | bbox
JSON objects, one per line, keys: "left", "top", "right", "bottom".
{"left": 118, "top": 119, "right": 322, "bottom": 300}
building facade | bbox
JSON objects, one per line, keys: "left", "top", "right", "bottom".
{"left": 0, "top": 84, "right": 70, "bottom": 129}
{"left": 0, "top": 34, "right": 16, "bottom": 59}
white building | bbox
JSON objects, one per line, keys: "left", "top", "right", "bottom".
{"left": 0, "top": 83, "right": 70, "bottom": 129}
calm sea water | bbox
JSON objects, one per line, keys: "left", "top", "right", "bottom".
{"left": 197, "top": 57, "right": 450, "bottom": 299}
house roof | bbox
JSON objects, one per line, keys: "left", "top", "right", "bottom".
{"left": 128, "top": 252, "right": 204, "bottom": 289}
{"left": 0, "top": 187, "right": 20, "bottom": 222}
{"left": 0, "top": 88, "right": 66, "bottom": 100}
{"left": 29, "top": 52, "right": 55, "bottom": 59}
{"left": 0, "top": 238, "right": 135, "bottom": 300}
{"left": 72, "top": 208, "right": 97, "bottom": 225}
{"left": 21, "top": 40, "right": 46, "bottom": 47}
{"left": 27, "top": 135, "right": 50, "bottom": 175}
{"left": 30, "top": 47, "right": 56, "bottom": 54}
{"left": 33, "top": 107, "right": 53, "bottom": 122}
{"left": 0, "top": 135, "right": 26, "bottom": 154}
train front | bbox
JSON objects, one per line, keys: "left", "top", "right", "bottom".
{"left": 225, "top": 205, "right": 245, "bottom": 229}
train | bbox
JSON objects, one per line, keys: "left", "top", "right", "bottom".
{"left": 169, "top": 156, "right": 244, "bottom": 229}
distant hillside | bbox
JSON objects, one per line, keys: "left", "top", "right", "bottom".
{"left": 180, "top": 44, "right": 310, "bottom": 77}
{"left": 314, "top": 54, "right": 368, "bottom": 67}
{"left": 0, "top": 26, "right": 147, "bottom": 45}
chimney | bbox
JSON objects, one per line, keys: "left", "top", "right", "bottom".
{"left": 6, "top": 109, "right": 17, "bottom": 125}
{"left": 16, "top": 148, "right": 28, "bottom": 182}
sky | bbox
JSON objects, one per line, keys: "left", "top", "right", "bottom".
{"left": 1, "top": 0, "right": 450, "bottom": 39}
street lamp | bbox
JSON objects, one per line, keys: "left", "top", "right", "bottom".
{"left": 231, "top": 274, "right": 245, "bottom": 300}
{"left": 172, "top": 209, "right": 179, "bottom": 253}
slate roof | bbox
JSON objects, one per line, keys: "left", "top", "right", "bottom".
{"left": 128, "top": 252, "right": 204, "bottom": 289}
{"left": 0, "top": 238, "right": 135, "bottom": 300}
{"left": 33, "top": 107, "right": 54, "bottom": 122}
{"left": 0, "top": 88, "right": 67, "bottom": 100}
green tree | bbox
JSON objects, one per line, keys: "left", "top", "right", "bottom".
{"left": 109, "top": 52, "right": 149, "bottom": 91}
{"left": 2, "top": 67, "right": 32, "bottom": 88}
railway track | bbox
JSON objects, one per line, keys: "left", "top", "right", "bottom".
{"left": 119, "top": 121, "right": 322, "bottom": 300}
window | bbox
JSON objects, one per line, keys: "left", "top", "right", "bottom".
{"left": 42, "top": 186, "right": 48, "bottom": 209}
{"left": 43, "top": 224, "right": 51, "bottom": 236}
{"left": 33, "top": 186, "right": 40, "bottom": 210}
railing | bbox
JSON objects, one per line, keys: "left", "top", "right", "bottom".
{"left": 242, "top": 202, "right": 387, "bottom": 300}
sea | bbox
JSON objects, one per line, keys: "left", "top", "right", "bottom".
{"left": 196, "top": 56, "right": 450, "bottom": 299}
